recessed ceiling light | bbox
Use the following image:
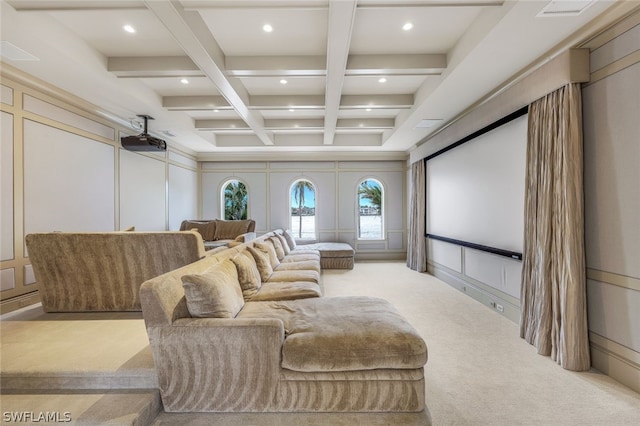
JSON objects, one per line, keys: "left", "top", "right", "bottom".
{"left": 180, "top": 78, "right": 189, "bottom": 84}
{"left": 289, "top": 108, "right": 295, "bottom": 112}
{"left": 280, "top": 79, "right": 288, "bottom": 85}
{"left": 366, "top": 108, "right": 372, "bottom": 112}
{"left": 378, "top": 77, "right": 387, "bottom": 83}
{"left": 263, "top": 24, "right": 273, "bottom": 33}
{"left": 213, "top": 109, "right": 219, "bottom": 113}
{"left": 123, "top": 25, "right": 136, "bottom": 34}
{"left": 402, "top": 22, "right": 413, "bottom": 31}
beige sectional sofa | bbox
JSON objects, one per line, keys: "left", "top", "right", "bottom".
{"left": 179, "top": 219, "right": 256, "bottom": 249}
{"left": 25, "top": 231, "right": 207, "bottom": 312}
{"left": 140, "top": 229, "right": 428, "bottom": 413}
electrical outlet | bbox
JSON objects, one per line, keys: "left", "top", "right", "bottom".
{"left": 496, "top": 303, "right": 504, "bottom": 313}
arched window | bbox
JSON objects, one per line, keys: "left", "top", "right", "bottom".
{"left": 221, "top": 179, "right": 248, "bottom": 220}
{"left": 290, "top": 179, "right": 316, "bottom": 240}
{"left": 358, "top": 178, "right": 384, "bottom": 240}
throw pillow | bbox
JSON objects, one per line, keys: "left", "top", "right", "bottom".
{"left": 181, "top": 259, "right": 244, "bottom": 318}
{"left": 254, "top": 241, "right": 280, "bottom": 268}
{"left": 269, "top": 236, "right": 285, "bottom": 261}
{"left": 214, "top": 219, "right": 249, "bottom": 240}
{"left": 274, "top": 233, "right": 291, "bottom": 255}
{"left": 247, "top": 246, "right": 273, "bottom": 282}
{"left": 283, "top": 229, "right": 297, "bottom": 250}
{"left": 231, "top": 251, "right": 262, "bottom": 299}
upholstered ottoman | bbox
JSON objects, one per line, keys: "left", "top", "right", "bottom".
{"left": 294, "top": 242, "right": 355, "bottom": 269}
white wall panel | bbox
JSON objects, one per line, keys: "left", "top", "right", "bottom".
{"left": 269, "top": 172, "right": 304, "bottom": 232}
{"left": 464, "top": 248, "right": 522, "bottom": 299}
{"left": 169, "top": 151, "right": 197, "bottom": 169}
{"left": 24, "top": 95, "right": 115, "bottom": 140}
{"left": 1, "top": 111, "right": 14, "bottom": 261}
{"left": 24, "top": 120, "right": 115, "bottom": 233}
{"left": 24, "top": 265, "right": 36, "bottom": 285}
{"left": 201, "top": 172, "right": 228, "bottom": 220}
{"left": 388, "top": 232, "right": 404, "bottom": 250}
{"left": 305, "top": 171, "right": 335, "bottom": 231}
{"left": 0, "top": 268, "right": 15, "bottom": 292}
{"left": 590, "top": 24, "right": 640, "bottom": 72}
{"left": 119, "top": 150, "right": 166, "bottom": 231}
{"left": 168, "top": 165, "right": 197, "bottom": 231}
{"left": 1, "top": 84, "right": 13, "bottom": 105}
{"left": 583, "top": 62, "right": 640, "bottom": 279}
{"left": 428, "top": 239, "right": 462, "bottom": 273}
{"left": 270, "top": 162, "right": 333, "bottom": 170}
{"left": 588, "top": 279, "right": 640, "bottom": 352}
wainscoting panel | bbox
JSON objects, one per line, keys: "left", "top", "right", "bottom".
{"left": 0, "top": 268, "right": 15, "bottom": 292}
{"left": 119, "top": 149, "right": 166, "bottom": 231}
{"left": 168, "top": 165, "right": 198, "bottom": 231}
{"left": 1, "top": 111, "right": 14, "bottom": 261}
{"left": 23, "top": 94, "right": 114, "bottom": 140}
{"left": 464, "top": 248, "right": 522, "bottom": 299}
{"left": 24, "top": 119, "right": 115, "bottom": 234}
{"left": 1, "top": 84, "right": 12, "bottom": 105}
{"left": 428, "top": 239, "right": 462, "bottom": 273}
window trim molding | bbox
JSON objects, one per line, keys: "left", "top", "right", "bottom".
{"left": 219, "top": 177, "right": 249, "bottom": 221}
{"left": 288, "top": 177, "right": 317, "bottom": 241}
{"left": 356, "top": 176, "right": 385, "bottom": 241}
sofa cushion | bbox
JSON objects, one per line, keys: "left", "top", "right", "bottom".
{"left": 275, "top": 260, "right": 321, "bottom": 274}
{"left": 237, "top": 297, "right": 427, "bottom": 372}
{"left": 231, "top": 251, "right": 262, "bottom": 299}
{"left": 214, "top": 219, "right": 251, "bottom": 240}
{"left": 181, "top": 259, "right": 244, "bottom": 318}
{"left": 302, "top": 242, "right": 354, "bottom": 258}
{"left": 181, "top": 220, "right": 217, "bottom": 242}
{"left": 254, "top": 240, "right": 280, "bottom": 269}
{"left": 247, "top": 281, "right": 321, "bottom": 301}
{"left": 247, "top": 246, "right": 273, "bottom": 282}
{"left": 269, "top": 236, "right": 286, "bottom": 260}
{"left": 267, "top": 269, "right": 320, "bottom": 284}
{"left": 281, "top": 253, "right": 320, "bottom": 263}
{"left": 283, "top": 229, "right": 297, "bottom": 250}
{"left": 274, "top": 233, "right": 290, "bottom": 255}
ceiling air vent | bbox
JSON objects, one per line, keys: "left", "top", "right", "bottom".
{"left": 537, "top": 1, "right": 596, "bottom": 17}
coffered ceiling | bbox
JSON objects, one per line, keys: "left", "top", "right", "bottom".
{"left": 0, "top": 0, "right": 631, "bottom": 158}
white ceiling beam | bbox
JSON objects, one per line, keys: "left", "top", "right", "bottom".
{"left": 7, "top": 1, "right": 145, "bottom": 11}
{"left": 356, "top": 1, "right": 504, "bottom": 8}
{"left": 323, "top": 0, "right": 357, "bottom": 145}
{"left": 346, "top": 54, "right": 447, "bottom": 76}
{"left": 249, "top": 95, "right": 325, "bottom": 110}
{"left": 340, "top": 94, "right": 414, "bottom": 109}
{"left": 143, "top": 0, "right": 274, "bottom": 145}
{"left": 163, "top": 95, "right": 231, "bottom": 110}
{"left": 196, "top": 118, "right": 393, "bottom": 131}
{"left": 108, "top": 56, "right": 203, "bottom": 78}
{"left": 195, "top": 119, "right": 249, "bottom": 130}
{"left": 226, "top": 56, "right": 327, "bottom": 77}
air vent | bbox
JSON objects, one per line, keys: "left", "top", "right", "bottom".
{"left": 537, "top": 1, "right": 596, "bottom": 17}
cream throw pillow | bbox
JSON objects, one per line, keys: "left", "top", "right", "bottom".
{"left": 275, "top": 233, "right": 291, "bottom": 255}
{"left": 254, "top": 241, "right": 280, "bottom": 268}
{"left": 181, "top": 259, "right": 244, "bottom": 318}
{"left": 231, "top": 251, "right": 262, "bottom": 299}
{"left": 269, "top": 236, "right": 286, "bottom": 261}
{"left": 283, "top": 229, "right": 297, "bottom": 249}
{"left": 247, "top": 246, "right": 273, "bottom": 282}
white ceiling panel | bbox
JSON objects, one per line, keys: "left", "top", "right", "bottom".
{"left": 238, "top": 76, "right": 326, "bottom": 96}
{"left": 197, "top": 7, "right": 329, "bottom": 56}
{"left": 138, "top": 77, "right": 220, "bottom": 96}
{"left": 341, "top": 75, "right": 427, "bottom": 95}
{"left": 47, "top": 9, "right": 185, "bottom": 56}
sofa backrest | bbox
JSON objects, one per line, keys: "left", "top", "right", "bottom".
{"left": 179, "top": 219, "right": 256, "bottom": 242}
{"left": 139, "top": 230, "right": 281, "bottom": 327}
{"left": 26, "top": 231, "right": 206, "bottom": 312}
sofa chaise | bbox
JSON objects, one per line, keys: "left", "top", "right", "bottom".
{"left": 140, "top": 229, "right": 428, "bottom": 413}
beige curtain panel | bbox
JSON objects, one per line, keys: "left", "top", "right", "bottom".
{"left": 407, "top": 160, "right": 427, "bottom": 272}
{"left": 520, "top": 83, "right": 590, "bottom": 371}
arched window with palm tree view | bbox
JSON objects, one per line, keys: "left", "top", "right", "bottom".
{"left": 221, "top": 179, "right": 248, "bottom": 220}
{"left": 290, "top": 179, "right": 316, "bottom": 240}
{"left": 358, "top": 178, "right": 384, "bottom": 240}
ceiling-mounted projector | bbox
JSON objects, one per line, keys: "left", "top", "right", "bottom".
{"left": 121, "top": 115, "right": 167, "bottom": 152}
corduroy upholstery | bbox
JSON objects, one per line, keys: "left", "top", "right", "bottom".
{"left": 139, "top": 230, "right": 428, "bottom": 413}
{"left": 25, "top": 231, "right": 206, "bottom": 312}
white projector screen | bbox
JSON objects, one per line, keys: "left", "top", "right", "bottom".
{"left": 426, "top": 113, "right": 527, "bottom": 254}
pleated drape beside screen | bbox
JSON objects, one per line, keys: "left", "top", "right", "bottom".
{"left": 520, "top": 83, "right": 590, "bottom": 371}
{"left": 407, "top": 160, "right": 427, "bottom": 272}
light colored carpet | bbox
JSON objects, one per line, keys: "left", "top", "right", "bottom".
{"left": 2, "top": 262, "right": 639, "bottom": 425}
{"left": 321, "top": 261, "right": 640, "bottom": 426}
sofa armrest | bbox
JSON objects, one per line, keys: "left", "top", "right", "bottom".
{"left": 235, "top": 231, "right": 257, "bottom": 242}
{"left": 146, "top": 317, "right": 284, "bottom": 412}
